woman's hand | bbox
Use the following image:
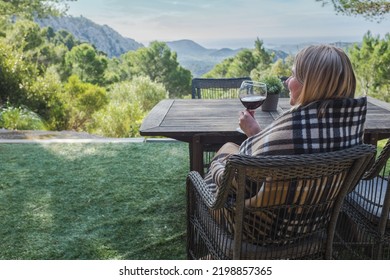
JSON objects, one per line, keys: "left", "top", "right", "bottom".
{"left": 239, "top": 110, "right": 261, "bottom": 137}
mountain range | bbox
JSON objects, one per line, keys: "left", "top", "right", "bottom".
{"left": 35, "top": 16, "right": 354, "bottom": 77}
{"left": 35, "top": 16, "right": 290, "bottom": 76}
{"left": 35, "top": 16, "right": 253, "bottom": 76}
{"left": 165, "top": 39, "right": 245, "bottom": 76}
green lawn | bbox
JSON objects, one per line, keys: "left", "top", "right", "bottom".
{"left": 377, "top": 138, "right": 390, "bottom": 176}
{"left": 1, "top": 139, "right": 387, "bottom": 260}
{"left": 0, "top": 142, "right": 189, "bottom": 260}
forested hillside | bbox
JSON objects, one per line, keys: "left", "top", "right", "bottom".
{"left": 166, "top": 39, "right": 242, "bottom": 77}
{"left": 34, "top": 16, "right": 254, "bottom": 76}
{"left": 0, "top": 4, "right": 193, "bottom": 137}
{"left": 34, "top": 16, "right": 291, "bottom": 77}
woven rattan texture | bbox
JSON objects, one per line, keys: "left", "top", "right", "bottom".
{"left": 335, "top": 138, "right": 390, "bottom": 259}
{"left": 187, "top": 144, "right": 375, "bottom": 259}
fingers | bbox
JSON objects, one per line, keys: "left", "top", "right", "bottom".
{"left": 239, "top": 110, "right": 261, "bottom": 137}
{"left": 239, "top": 110, "right": 255, "bottom": 119}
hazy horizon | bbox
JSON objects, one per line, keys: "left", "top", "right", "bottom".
{"left": 177, "top": 35, "right": 364, "bottom": 50}
{"left": 67, "top": 0, "right": 388, "bottom": 50}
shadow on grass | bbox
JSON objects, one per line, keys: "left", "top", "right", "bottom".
{"left": 0, "top": 142, "right": 189, "bottom": 260}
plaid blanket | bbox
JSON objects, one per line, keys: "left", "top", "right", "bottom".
{"left": 205, "top": 97, "right": 367, "bottom": 192}
{"left": 240, "top": 96, "right": 367, "bottom": 156}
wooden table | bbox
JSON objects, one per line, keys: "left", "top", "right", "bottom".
{"left": 140, "top": 97, "right": 390, "bottom": 172}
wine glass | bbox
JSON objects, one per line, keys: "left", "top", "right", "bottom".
{"left": 237, "top": 80, "right": 267, "bottom": 133}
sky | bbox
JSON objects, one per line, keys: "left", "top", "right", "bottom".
{"left": 66, "top": 0, "right": 389, "bottom": 49}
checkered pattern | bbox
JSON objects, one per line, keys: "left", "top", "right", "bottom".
{"left": 240, "top": 97, "right": 367, "bottom": 156}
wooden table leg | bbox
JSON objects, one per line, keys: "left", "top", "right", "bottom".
{"left": 190, "top": 136, "right": 204, "bottom": 176}
{"left": 365, "top": 133, "right": 379, "bottom": 146}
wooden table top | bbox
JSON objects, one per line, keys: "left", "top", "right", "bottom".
{"left": 140, "top": 97, "right": 390, "bottom": 143}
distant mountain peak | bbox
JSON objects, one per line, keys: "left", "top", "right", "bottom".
{"left": 166, "top": 39, "right": 209, "bottom": 54}
{"left": 35, "top": 15, "right": 143, "bottom": 57}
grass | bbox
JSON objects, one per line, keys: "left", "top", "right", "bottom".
{"left": 0, "top": 142, "right": 189, "bottom": 260}
{"left": 1, "top": 139, "right": 387, "bottom": 260}
{"left": 377, "top": 138, "right": 390, "bottom": 176}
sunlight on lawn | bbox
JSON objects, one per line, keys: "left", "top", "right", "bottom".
{"left": 42, "top": 144, "right": 108, "bottom": 159}
{"left": 0, "top": 142, "right": 189, "bottom": 260}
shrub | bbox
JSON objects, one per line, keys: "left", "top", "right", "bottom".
{"left": 90, "top": 102, "right": 144, "bottom": 138}
{"left": 259, "top": 75, "right": 284, "bottom": 95}
{"left": 89, "top": 76, "right": 168, "bottom": 137}
{"left": 0, "top": 105, "right": 46, "bottom": 130}
{"left": 63, "top": 75, "right": 108, "bottom": 130}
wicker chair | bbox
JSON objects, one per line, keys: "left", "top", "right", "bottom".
{"left": 186, "top": 144, "right": 375, "bottom": 260}
{"left": 191, "top": 77, "right": 251, "bottom": 172}
{"left": 191, "top": 77, "right": 251, "bottom": 99}
{"left": 335, "top": 138, "right": 390, "bottom": 259}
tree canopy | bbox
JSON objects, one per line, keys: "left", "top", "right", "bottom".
{"left": 204, "top": 38, "right": 278, "bottom": 79}
{"left": 316, "top": 0, "right": 390, "bottom": 21}
{"left": 349, "top": 32, "right": 390, "bottom": 100}
{"left": 0, "top": 0, "right": 74, "bottom": 18}
{"left": 118, "top": 41, "right": 192, "bottom": 98}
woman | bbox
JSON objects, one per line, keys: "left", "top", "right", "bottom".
{"left": 204, "top": 44, "right": 367, "bottom": 196}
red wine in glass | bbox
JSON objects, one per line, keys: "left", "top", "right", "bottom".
{"left": 240, "top": 95, "right": 266, "bottom": 110}
{"left": 237, "top": 81, "right": 267, "bottom": 134}
{"left": 238, "top": 81, "right": 267, "bottom": 112}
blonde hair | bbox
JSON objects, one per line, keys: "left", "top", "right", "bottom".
{"left": 294, "top": 45, "right": 356, "bottom": 106}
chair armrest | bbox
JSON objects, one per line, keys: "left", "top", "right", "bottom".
{"left": 186, "top": 171, "right": 228, "bottom": 209}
